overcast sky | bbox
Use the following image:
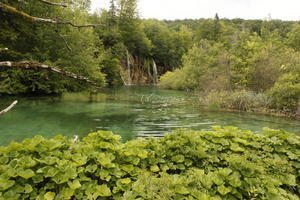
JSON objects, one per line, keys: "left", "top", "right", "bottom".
{"left": 90, "top": 0, "right": 300, "bottom": 21}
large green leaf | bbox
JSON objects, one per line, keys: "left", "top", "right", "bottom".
{"left": 44, "top": 192, "right": 55, "bottom": 200}
{"left": 0, "top": 177, "right": 15, "bottom": 191}
{"left": 17, "top": 169, "right": 35, "bottom": 179}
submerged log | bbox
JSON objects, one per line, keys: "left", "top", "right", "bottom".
{"left": 0, "top": 100, "right": 18, "bottom": 115}
{"left": 0, "top": 61, "right": 101, "bottom": 87}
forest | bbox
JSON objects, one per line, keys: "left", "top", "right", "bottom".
{"left": 1, "top": 0, "right": 300, "bottom": 115}
{"left": 0, "top": 0, "right": 300, "bottom": 199}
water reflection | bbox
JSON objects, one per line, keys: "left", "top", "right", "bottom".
{"left": 0, "top": 86, "right": 299, "bottom": 146}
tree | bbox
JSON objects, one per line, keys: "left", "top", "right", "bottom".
{"left": 213, "top": 13, "right": 221, "bottom": 41}
{"left": 144, "top": 20, "right": 192, "bottom": 72}
{"left": 160, "top": 40, "right": 229, "bottom": 91}
{"left": 109, "top": 0, "right": 117, "bottom": 24}
{"left": 287, "top": 24, "right": 300, "bottom": 51}
{"left": 0, "top": 0, "right": 106, "bottom": 94}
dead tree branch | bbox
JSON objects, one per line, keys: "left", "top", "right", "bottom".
{"left": 0, "top": 3, "right": 104, "bottom": 28}
{"left": 0, "top": 100, "right": 18, "bottom": 115}
{"left": 55, "top": 30, "right": 72, "bottom": 51}
{"left": 0, "top": 61, "right": 101, "bottom": 87}
{"left": 38, "top": 0, "right": 67, "bottom": 7}
{"left": 58, "top": 33, "right": 72, "bottom": 51}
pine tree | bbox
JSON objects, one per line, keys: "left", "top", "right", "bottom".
{"left": 109, "top": 0, "right": 116, "bottom": 24}
{"left": 213, "top": 13, "right": 221, "bottom": 41}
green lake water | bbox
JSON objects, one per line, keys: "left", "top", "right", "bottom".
{"left": 0, "top": 86, "right": 300, "bottom": 146}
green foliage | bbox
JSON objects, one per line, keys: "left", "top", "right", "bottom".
{"left": 287, "top": 24, "right": 300, "bottom": 51}
{"left": 144, "top": 20, "right": 192, "bottom": 71}
{"left": 0, "top": 127, "right": 299, "bottom": 199}
{"left": 92, "top": 0, "right": 155, "bottom": 85}
{"left": 0, "top": 0, "right": 106, "bottom": 95}
{"left": 159, "top": 21, "right": 300, "bottom": 114}
{"left": 268, "top": 73, "right": 300, "bottom": 112}
{"left": 0, "top": 69, "right": 71, "bottom": 95}
{"left": 117, "top": 0, "right": 152, "bottom": 57}
{"left": 100, "top": 51, "right": 123, "bottom": 87}
{"left": 159, "top": 69, "right": 189, "bottom": 90}
{"left": 160, "top": 40, "right": 229, "bottom": 91}
{"left": 229, "top": 31, "right": 292, "bottom": 91}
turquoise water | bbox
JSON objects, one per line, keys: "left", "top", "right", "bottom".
{"left": 0, "top": 86, "right": 300, "bottom": 146}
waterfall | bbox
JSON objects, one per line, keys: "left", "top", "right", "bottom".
{"left": 152, "top": 59, "right": 158, "bottom": 84}
{"left": 126, "top": 49, "right": 132, "bottom": 85}
{"left": 120, "top": 73, "right": 127, "bottom": 86}
{"left": 146, "top": 59, "right": 153, "bottom": 82}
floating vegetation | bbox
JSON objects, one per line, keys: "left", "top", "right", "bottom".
{"left": 61, "top": 92, "right": 107, "bottom": 102}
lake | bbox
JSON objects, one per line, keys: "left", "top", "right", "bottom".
{"left": 0, "top": 86, "right": 300, "bottom": 146}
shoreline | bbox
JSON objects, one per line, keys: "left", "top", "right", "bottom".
{"left": 192, "top": 102, "right": 300, "bottom": 120}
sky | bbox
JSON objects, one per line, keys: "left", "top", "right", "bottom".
{"left": 90, "top": 0, "right": 300, "bottom": 21}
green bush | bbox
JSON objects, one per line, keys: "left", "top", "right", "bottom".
{"left": 159, "top": 70, "right": 193, "bottom": 90}
{"left": 0, "top": 127, "right": 299, "bottom": 199}
{"left": 268, "top": 73, "right": 300, "bottom": 113}
{"left": 159, "top": 41, "right": 227, "bottom": 91}
{"left": 203, "top": 90, "right": 272, "bottom": 111}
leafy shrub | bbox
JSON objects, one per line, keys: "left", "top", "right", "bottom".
{"left": 159, "top": 40, "right": 228, "bottom": 91}
{"left": 159, "top": 70, "right": 193, "bottom": 90}
{"left": 0, "top": 127, "right": 299, "bottom": 199}
{"left": 268, "top": 73, "right": 300, "bottom": 112}
{"left": 203, "top": 90, "right": 272, "bottom": 111}
{"left": 0, "top": 69, "right": 67, "bottom": 95}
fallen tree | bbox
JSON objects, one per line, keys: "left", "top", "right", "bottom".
{"left": 0, "top": 61, "right": 101, "bottom": 87}
{"left": 0, "top": 100, "right": 18, "bottom": 115}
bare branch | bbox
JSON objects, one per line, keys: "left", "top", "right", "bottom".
{"left": 38, "top": 0, "right": 67, "bottom": 7}
{"left": 55, "top": 30, "right": 72, "bottom": 51}
{"left": 0, "top": 101, "right": 18, "bottom": 115}
{"left": 0, "top": 3, "right": 104, "bottom": 28}
{"left": 58, "top": 33, "right": 72, "bottom": 51}
{"left": 0, "top": 61, "right": 101, "bottom": 87}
